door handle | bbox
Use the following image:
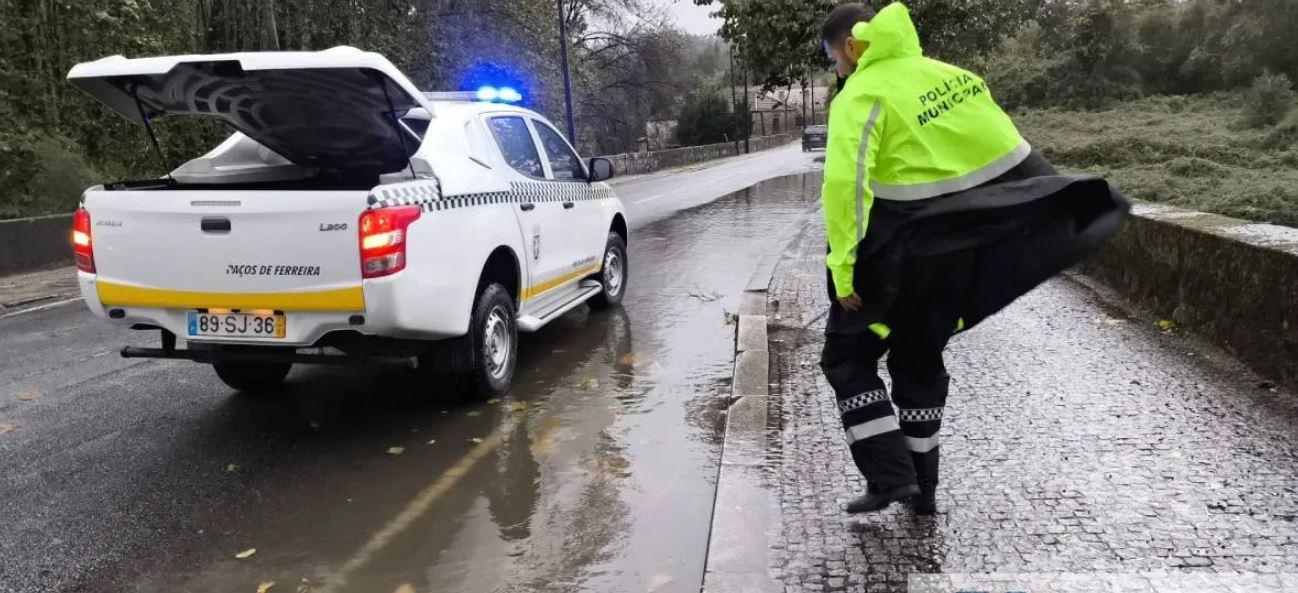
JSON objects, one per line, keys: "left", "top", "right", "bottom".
{"left": 520, "top": 203, "right": 535, "bottom": 212}
{"left": 200, "top": 217, "right": 231, "bottom": 233}
{"left": 562, "top": 201, "right": 575, "bottom": 209}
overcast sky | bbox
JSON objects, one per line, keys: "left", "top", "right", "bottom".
{"left": 661, "top": 0, "right": 722, "bottom": 36}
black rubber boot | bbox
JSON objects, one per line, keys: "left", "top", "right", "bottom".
{"left": 910, "top": 482, "right": 937, "bottom": 515}
{"left": 844, "top": 483, "right": 921, "bottom": 514}
{"left": 907, "top": 449, "right": 940, "bottom": 515}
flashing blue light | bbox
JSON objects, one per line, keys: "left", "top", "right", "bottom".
{"left": 497, "top": 87, "right": 523, "bottom": 103}
{"left": 473, "top": 85, "right": 522, "bottom": 104}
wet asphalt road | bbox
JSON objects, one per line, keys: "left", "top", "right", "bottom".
{"left": 0, "top": 143, "right": 821, "bottom": 593}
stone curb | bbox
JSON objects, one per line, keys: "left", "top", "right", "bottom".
{"left": 701, "top": 242, "right": 788, "bottom": 593}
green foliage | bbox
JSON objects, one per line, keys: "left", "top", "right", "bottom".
{"left": 675, "top": 90, "right": 740, "bottom": 146}
{"left": 1016, "top": 93, "right": 1298, "bottom": 228}
{"left": 701, "top": 0, "right": 1036, "bottom": 90}
{"left": 1262, "top": 107, "right": 1298, "bottom": 150}
{"left": 1241, "top": 71, "right": 1295, "bottom": 129}
{"left": 0, "top": 134, "right": 100, "bottom": 220}
{"left": 977, "top": 22, "right": 1060, "bottom": 111}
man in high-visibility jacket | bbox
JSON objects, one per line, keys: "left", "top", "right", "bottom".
{"left": 817, "top": 2, "right": 1128, "bottom": 515}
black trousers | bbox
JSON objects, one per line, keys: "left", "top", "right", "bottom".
{"left": 819, "top": 250, "right": 975, "bottom": 491}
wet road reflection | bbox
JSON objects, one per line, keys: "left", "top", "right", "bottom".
{"left": 76, "top": 174, "right": 821, "bottom": 593}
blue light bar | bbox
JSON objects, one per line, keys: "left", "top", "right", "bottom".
{"left": 497, "top": 87, "right": 523, "bottom": 103}
{"left": 476, "top": 86, "right": 499, "bottom": 102}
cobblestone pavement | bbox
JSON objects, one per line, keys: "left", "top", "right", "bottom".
{"left": 766, "top": 221, "right": 1298, "bottom": 592}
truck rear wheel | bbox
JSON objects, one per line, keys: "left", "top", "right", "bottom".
{"left": 212, "top": 360, "right": 292, "bottom": 394}
{"left": 588, "top": 233, "right": 627, "bottom": 310}
{"left": 465, "top": 282, "right": 518, "bottom": 398}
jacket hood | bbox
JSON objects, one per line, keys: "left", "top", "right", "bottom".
{"left": 851, "top": 2, "right": 923, "bottom": 69}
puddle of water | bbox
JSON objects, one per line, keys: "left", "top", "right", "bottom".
{"left": 96, "top": 174, "right": 823, "bottom": 593}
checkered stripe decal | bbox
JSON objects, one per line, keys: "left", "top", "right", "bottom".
{"left": 898, "top": 407, "right": 944, "bottom": 422}
{"left": 838, "top": 389, "right": 889, "bottom": 415}
{"left": 370, "top": 180, "right": 443, "bottom": 209}
{"left": 368, "top": 180, "right": 613, "bottom": 213}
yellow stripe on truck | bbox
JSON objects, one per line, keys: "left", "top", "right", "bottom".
{"left": 96, "top": 281, "right": 365, "bottom": 312}
{"left": 522, "top": 264, "right": 600, "bottom": 301}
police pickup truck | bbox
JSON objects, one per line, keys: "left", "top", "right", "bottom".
{"left": 66, "top": 47, "right": 628, "bottom": 397}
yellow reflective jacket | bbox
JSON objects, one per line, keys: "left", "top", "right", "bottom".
{"left": 823, "top": 2, "right": 1029, "bottom": 298}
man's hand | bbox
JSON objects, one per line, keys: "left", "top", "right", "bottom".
{"left": 837, "top": 293, "right": 863, "bottom": 311}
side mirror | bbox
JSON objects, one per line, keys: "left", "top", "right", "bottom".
{"left": 587, "top": 157, "right": 614, "bottom": 182}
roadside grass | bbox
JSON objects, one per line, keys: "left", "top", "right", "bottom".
{"left": 1015, "top": 93, "right": 1298, "bottom": 228}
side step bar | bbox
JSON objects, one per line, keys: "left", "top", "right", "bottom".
{"left": 517, "top": 282, "right": 604, "bottom": 332}
{"left": 121, "top": 346, "right": 419, "bottom": 369}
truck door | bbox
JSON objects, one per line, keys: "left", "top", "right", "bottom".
{"left": 530, "top": 118, "right": 606, "bottom": 269}
{"left": 485, "top": 115, "right": 570, "bottom": 313}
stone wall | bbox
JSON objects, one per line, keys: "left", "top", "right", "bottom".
{"left": 0, "top": 213, "right": 74, "bottom": 276}
{"left": 598, "top": 130, "right": 801, "bottom": 177}
{"left": 1082, "top": 202, "right": 1298, "bottom": 389}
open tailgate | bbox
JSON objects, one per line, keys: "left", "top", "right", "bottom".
{"left": 67, "top": 46, "right": 427, "bottom": 174}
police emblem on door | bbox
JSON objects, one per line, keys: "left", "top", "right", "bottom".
{"left": 531, "top": 224, "right": 541, "bottom": 261}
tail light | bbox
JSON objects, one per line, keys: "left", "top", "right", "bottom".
{"left": 359, "top": 206, "right": 421, "bottom": 278}
{"left": 72, "top": 207, "right": 95, "bottom": 273}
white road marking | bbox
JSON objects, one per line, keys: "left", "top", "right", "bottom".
{"left": 637, "top": 193, "right": 669, "bottom": 204}
{"left": 0, "top": 297, "right": 82, "bottom": 320}
{"left": 319, "top": 415, "right": 521, "bottom": 592}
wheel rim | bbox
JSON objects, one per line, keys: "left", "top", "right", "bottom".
{"left": 603, "top": 248, "right": 624, "bottom": 297}
{"left": 483, "top": 305, "right": 512, "bottom": 380}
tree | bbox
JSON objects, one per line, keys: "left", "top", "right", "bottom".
{"left": 676, "top": 90, "right": 740, "bottom": 146}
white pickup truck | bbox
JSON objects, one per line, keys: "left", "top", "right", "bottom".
{"left": 66, "top": 47, "right": 629, "bottom": 397}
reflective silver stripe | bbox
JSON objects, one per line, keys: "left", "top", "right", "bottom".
{"left": 838, "top": 389, "right": 889, "bottom": 414}
{"left": 898, "top": 407, "right": 944, "bottom": 422}
{"left": 870, "top": 139, "right": 1032, "bottom": 201}
{"left": 846, "top": 416, "right": 900, "bottom": 444}
{"left": 906, "top": 434, "right": 940, "bottom": 452}
{"left": 854, "top": 101, "right": 884, "bottom": 245}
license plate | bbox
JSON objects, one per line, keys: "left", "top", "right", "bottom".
{"left": 187, "top": 311, "right": 286, "bottom": 338}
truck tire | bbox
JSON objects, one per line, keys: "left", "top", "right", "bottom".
{"left": 588, "top": 233, "right": 627, "bottom": 311}
{"left": 466, "top": 282, "right": 518, "bottom": 398}
{"left": 212, "top": 360, "right": 291, "bottom": 394}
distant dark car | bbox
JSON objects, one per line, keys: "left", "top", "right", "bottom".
{"left": 802, "top": 125, "right": 827, "bottom": 151}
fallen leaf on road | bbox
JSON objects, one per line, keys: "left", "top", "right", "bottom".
{"left": 392, "top": 585, "right": 415, "bottom": 593}
{"left": 618, "top": 352, "right": 637, "bottom": 366}
{"left": 0, "top": 423, "right": 16, "bottom": 436}
{"left": 235, "top": 548, "right": 257, "bottom": 559}
{"left": 226, "top": 464, "right": 239, "bottom": 472}
{"left": 507, "top": 401, "right": 529, "bottom": 412}
{"left": 18, "top": 391, "right": 37, "bottom": 401}
{"left": 308, "top": 420, "right": 321, "bottom": 431}
{"left": 486, "top": 398, "right": 501, "bottom": 405}
{"left": 1158, "top": 319, "right": 1174, "bottom": 331}
{"left": 257, "top": 581, "right": 275, "bottom": 593}
{"left": 426, "top": 439, "right": 437, "bottom": 445}
{"left": 580, "top": 376, "right": 599, "bottom": 390}
{"left": 465, "top": 410, "right": 482, "bottom": 417}
{"left": 470, "top": 437, "right": 483, "bottom": 444}
{"left": 386, "top": 446, "right": 405, "bottom": 455}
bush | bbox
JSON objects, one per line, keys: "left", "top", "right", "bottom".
{"left": 676, "top": 90, "right": 741, "bottom": 147}
{"left": 979, "top": 23, "right": 1060, "bottom": 111}
{"left": 0, "top": 134, "right": 100, "bottom": 220}
{"left": 1241, "top": 70, "right": 1294, "bottom": 128}
{"left": 1262, "top": 106, "right": 1298, "bottom": 149}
